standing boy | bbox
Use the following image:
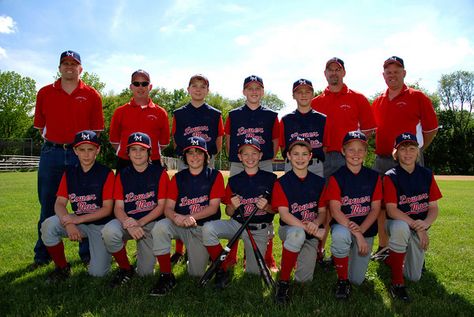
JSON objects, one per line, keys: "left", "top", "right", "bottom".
{"left": 202, "top": 138, "right": 277, "bottom": 289}
{"left": 225, "top": 75, "right": 279, "bottom": 177}
{"left": 150, "top": 136, "right": 225, "bottom": 296}
{"left": 102, "top": 132, "right": 169, "bottom": 286}
{"left": 272, "top": 137, "right": 327, "bottom": 304}
{"left": 109, "top": 69, "right": 170, "bottom": 170}
{"left": 325, "top": 131, "right": 382, "bottom": 299}
{"left": 41, "top": 130, "right": 114, "bottom": 282}
{"left": 383, "top": 132, "right": 442, "bottom": 301}
{"left": 280, "top": 79, "right": 327, "bottom": 177}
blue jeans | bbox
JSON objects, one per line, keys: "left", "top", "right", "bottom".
{"left": 34, "top": 143, "right": 89, "bottom": 263}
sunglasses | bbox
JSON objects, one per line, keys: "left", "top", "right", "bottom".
{"left": 132, "top": 81, "right": 150, "bottom": 87}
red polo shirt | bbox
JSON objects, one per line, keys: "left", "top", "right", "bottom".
{"left": 372, "top": 85, "right": 438, "bottom": 156}
{"left": 109, "top": 98, "right": 170, "bottom": 160}
{"left": 34, "top": 79, "right": 104, "bottom": 144}
{"left": 311, "top": 84, "right": 375, "bottom": 153}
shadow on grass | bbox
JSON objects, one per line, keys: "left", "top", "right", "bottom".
{"left": 1, "top": 257, "right": 472, "bottom": 316}
{"left": 376, "top": 260, "right": 474, "bottom": 316}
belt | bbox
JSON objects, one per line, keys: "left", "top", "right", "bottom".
{"left": 248, "top": 223, "right": 268, "bottom": 231}
{"left": 44, "top": 140, "right": 73, "bottom": 149}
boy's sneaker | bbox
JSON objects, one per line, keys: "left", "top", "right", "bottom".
{"left": 150, "top": 273, "right": 177, "bottom": 296}
{"left": 390, "top": 284, "right": 410, "bottom": 301}
{"left": 110, "top": 266, "right": 135, "bottom": 288}
{"left": 170, "top": 252, "right": 184, "bottom": 264}
{"left": 214, "top": 269, "right": 230, "bottom": 289}
{"left": 335, "top": 279, "right": 351, "bottom": 299}
{"left": 371, "top": 246, "right": 390, "bottom": 262}
{"left": 46, "top": 264, "right": 71, "bottom": 284}
{"left": 275, "top": 280, "right": 290, "bottom": 304}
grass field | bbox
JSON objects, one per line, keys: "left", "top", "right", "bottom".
{"left": 0, "top": 172, "right": 473, "bottom": 317}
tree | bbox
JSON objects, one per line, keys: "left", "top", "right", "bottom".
{"left": 0, "top": 70, "right": 36, "bottom": 139}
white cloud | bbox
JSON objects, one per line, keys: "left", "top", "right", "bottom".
{"left": 234, "top": 35, "right": 250, "bottom": 46}
{"left": 218, "top": 3, "right": 246, "bottom": 13}
{"left": 0, "top": 15, "right": 17, "bottom": 34}
{"left": 0, "top": 47, "right": 7, "bottom": 59}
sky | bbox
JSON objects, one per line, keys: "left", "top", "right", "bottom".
{"left": 0, "top": 0, "right": 473, "bottom": 115}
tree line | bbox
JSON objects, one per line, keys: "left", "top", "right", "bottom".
{"left": 0, "top": 69, "right": 472, "bottom": 174}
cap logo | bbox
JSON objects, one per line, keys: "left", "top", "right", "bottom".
{"left": 245, "top": 139, "right": 252, "bottom": 144}
{"left": 349, "top": 131, "right": 362, "bottom": 139}
{"left": 250, "top": 76, "right": 258, "bottom": 81}
{"left": 402, "top": 133, "right": 411, "bottom": 140}
{"left": 299, "top": 79, "right": 307, "bottom": 85}
{"left": 81, "top": 133, "right": 90, "bottom": 140}
{"left": 191, "top": 139, "right": 200, "bottom": 145}
{"left": 134, "top": 134, "right": 142, "bottom": 142}
{"left": 66, "top": 51, "right": 74, "bottom": 57}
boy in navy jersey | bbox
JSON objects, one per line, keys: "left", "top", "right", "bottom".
{"left": 202, "top": 138, "right": 277, "bottom": 289}
{"left": 150, "top": 136, "right": 225, "bottom": 296}
{"left": 325, "top": 131, "right": 382, "bottom": 299}
{"left": 272, "top": 137, "right": 327, "bottom": 304}
{"left": 280, "top": 79, "right": 327, "bottom": 177}
{"left": 41, "top": 130, "right": 115, "bottom": 282}
{"left": 102, "top": 132, "right": 169, "bottom": 287}
{"left": 171, "top": 74, "right": 224, "bottom": 264}
{"left": 383, "top": 132, "right": 442, "bottom": 301}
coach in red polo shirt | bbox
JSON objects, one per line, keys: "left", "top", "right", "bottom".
{"left": 371, "top": 56, "right": 438, "bottom": 257}
{"left": 311, "top": 57, "right": 376, "bottom": 179}
{"left": 32, "top": 50, "right": 104, "bottom": 268}
{"left": 109, "top": 69, "right": 170, "bottom": 170}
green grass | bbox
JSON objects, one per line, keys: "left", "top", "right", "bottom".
{"left": 0, "top": 172, "right": 473, "bottom": 316}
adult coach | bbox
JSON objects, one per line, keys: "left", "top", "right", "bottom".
{"left": 311, "top": 57, "right": 376, "bottom": 262}
{"left": 311, "top": 57, "right": 376, "bottom": 178}
{"left": 32, "top": 50, "right": 104, "bottom": 269}
{"left": 109, "top": 69, "right": 170, "bottom": 170}
{"left": 372, "top": 56, "right": 439, "bottom": 256}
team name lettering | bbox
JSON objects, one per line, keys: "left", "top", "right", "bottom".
{"left": 341, "top": 195, "right": 371, "bottom": 206}
{"left": 69, "top": 193, "right": 97, "bottom": 203}
{"left": 399, "top": 194, "right": 429, "bottom": 215}
{"left": 124, "top": 191, "right": 155, "bottom": 203}
{"left": 236, "top": 127, "right": 266, "bottom": 144}
{"left": 179, "top": 195, "right": 209, "bottom": 207}
{"left": 399, "top": 193, "right": 429, "bottom": 205}
{"left": 290, "top": 201, "right": 318, "bottom": 222}
{"left": 349, "top": 204, "right": 371, "bottom": 216}
{"left": 75, "top": 202, "right": 100, "bottom": 214}
{"left": 289, "top": 132, "right": 322, "bottom": 149}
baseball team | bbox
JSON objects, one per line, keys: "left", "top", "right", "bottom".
{"left": 31, "top": 50, "right": 442, "bottom": 304}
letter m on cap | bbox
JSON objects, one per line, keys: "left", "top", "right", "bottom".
{"left": 134, "top": 134, "right": 142, "bottom": 141}
{"left": 81, "top": 132, "right": 90, "bottom": 140}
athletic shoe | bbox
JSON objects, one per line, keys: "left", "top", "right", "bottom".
{"left": 46, "top": 264, "right": 71, "bottom": 284}
{"left": 110, "top": 266, "right": 135, "bottom": 288}
{"left": 371, "top": 246, "right": 390, "bottom": 262}
{"left": 335, "top": 279, "right": 351, "bottom": 299}
{"left": 214, "top": 269, "right": 231, "bottom": 289}
{"left": 275, "top": 280, "right": 290, "bottom": 304}
{"left": 389, "top": 284, "right": 410, "bottom": 301}
{"left": 170, "top": 252, "right": 184, "bottom": 264}
{"left": 150, "top": 273, "right": 177, "bottom": 296}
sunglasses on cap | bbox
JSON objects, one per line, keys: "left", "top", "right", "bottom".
{"left": 132, "top": 81, "right": 150, "bottom": 87}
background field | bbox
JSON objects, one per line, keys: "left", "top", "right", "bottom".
{"left": 0, "top": 172, "right": 473, "bottom": 317}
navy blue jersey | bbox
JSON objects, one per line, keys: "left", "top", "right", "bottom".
{"left": 65, "top": 162, "right": 112, "bottom": 225}
{"left": 330, "top": 165, "right": 380, "bottom": 237}
{"left": 174, "top": 167, "right": 222, "bottom": 226}
{"left": 227, "top": 170, "right": 277, "bottom": 224}
{"left": 385, "top": 164, "right": 435, "bottom": 221}
{"left": 173, "top": 102, "right": 222, "bottom": 156}
{"left": 277, "top": 170, "right": 325, "bottom": 238}
{"left": 227, "top": 104, "right": 278, "bottom": 162}
{"left": 281, "top": 109, "right": 326, "bottom": 161}
{"left": 120, "top": 163, "right": 166, "bottom": 221}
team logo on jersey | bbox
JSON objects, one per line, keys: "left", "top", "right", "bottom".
{"left": 341, "top": 195, "right": 371, "bottom": 217}
{"left": 339, "top": 104, "right": 351, "bottom": 110}
{"left": 400, "top": 193, "right": 429, "bottom": 214}
{"left": 184, "top": 126, "right": 211, "bottom": 141}
{"left": 290, "top": 202, "right": 318, "bottom": 222}
{"left": 236, "top": 127, "right": 265, "bottom": 145}
{"left": 69, "top": 193, "right": 99, "bottom": 214}
{"left": 396, "top": 101, "right": 407, "bottom": 108}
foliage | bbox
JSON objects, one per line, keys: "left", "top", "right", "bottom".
{"left": 1, "top": 172, "right": 473, "bottom": 316}
{"left": 0, "top": 70, "right": 36, "bottom": 139}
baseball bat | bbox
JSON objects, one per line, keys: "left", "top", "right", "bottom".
{"left": 199, "top": 191, "right": 270, "bottom": 287}
{"left": 236, "top": 205, "right": 276, "bottom": 289}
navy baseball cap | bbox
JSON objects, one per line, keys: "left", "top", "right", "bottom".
{"left": 292, "top": 78, "right": 313, "bottom": 92}
{"left": 326, "top": 57, "right": 345, "bottom": 70}
{"left": 343, "top": 131, "right": 368, "bottom": 147}
{"left": 131, "top": 69, "right": 150, "bottom": 81}
{"left": 238, "top": 137, "right": 261, "bottom": 152}
{"left": 73, "top": 130, "right": 99, "bottom": 148}
{"left": 394, "top": 132, "right": 418, "bottom": 149}
{"left": 189, "top": 74, "right": 209, "bottom": 87}
{"left": 183, "top": 136, "right": 208, "bottom": 154}
{"left": 288, "top": 136, "right": 312, "bottom": 152}
{"left": 60, "top": 50, "right": 81, "bottom": 64}
{"left": 384, "top": 56, "right": 404, "bottom": 68}
{"left": 127, "top": 132, "right": 152, "bottom": 149}
{"left": 243, "top": 75, "right": 264, "bottom": 89}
